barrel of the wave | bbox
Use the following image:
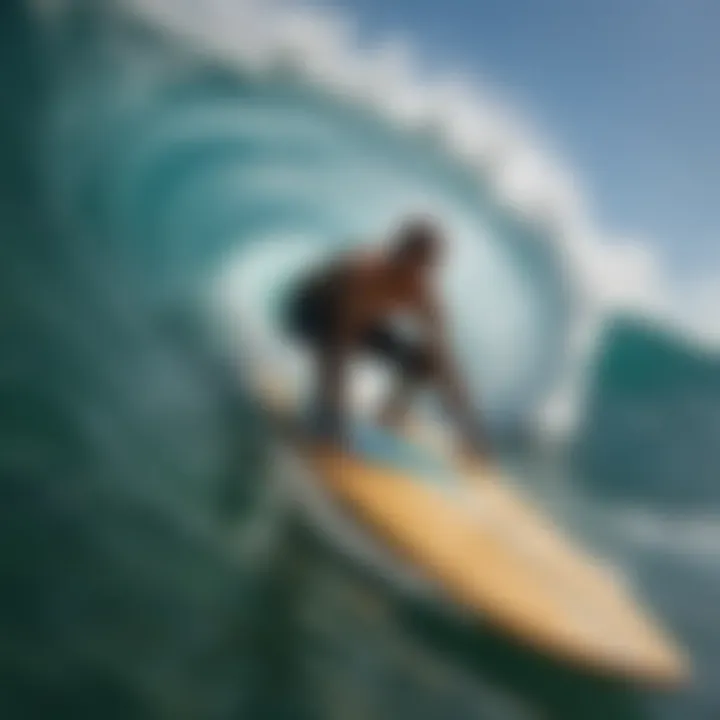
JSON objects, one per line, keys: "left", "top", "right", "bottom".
{"left": 237, "top": 256, "right": 691, "bottom": 688}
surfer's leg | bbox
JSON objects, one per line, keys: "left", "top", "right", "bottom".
{"left": 362, "top": 327, "right": 435, "bottom": 428}
{"left": 285, "top": 283, "right": 343, "bottom": 437}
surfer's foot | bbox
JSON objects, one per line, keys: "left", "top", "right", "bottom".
{"left": 458, "top": 436, "right": 489, "bottom": 472}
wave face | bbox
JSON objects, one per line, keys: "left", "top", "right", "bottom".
{"left": 4, "top": 1, "right": 720, "bottom": 718}
{"left": 47, "top": 2, "right": 574, "bottom": 429}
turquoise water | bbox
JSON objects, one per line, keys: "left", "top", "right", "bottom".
{"left": 3, "top": 2, "right": 720, "bottom": 719}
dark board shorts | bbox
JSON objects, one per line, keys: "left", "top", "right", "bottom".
{"left": 284, "top": 277, "right": 432, "bottom": 379}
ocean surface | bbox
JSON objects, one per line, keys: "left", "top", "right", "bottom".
{"left": 2, "top": 1, "right": 719, "bottom": 718}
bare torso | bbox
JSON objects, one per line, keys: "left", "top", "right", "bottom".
{"left": 327, "top": 249, "right": 428, "bottom": 334}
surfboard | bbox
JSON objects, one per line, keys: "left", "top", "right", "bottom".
{"left": 252, "top": 372, "right": 691, "bottom": 686}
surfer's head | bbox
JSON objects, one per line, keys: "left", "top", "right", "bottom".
{"left": 390, "top": 216, "right": 444, "bottom": 274}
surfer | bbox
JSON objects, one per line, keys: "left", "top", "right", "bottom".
{"left": 285, "top": 216, "right": 486, "bottom": 461}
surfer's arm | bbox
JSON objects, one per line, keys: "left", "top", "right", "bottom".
{"left": 418, "top": 293, "right": 486, "bottom": 456}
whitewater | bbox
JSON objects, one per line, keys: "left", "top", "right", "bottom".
{"left": 1, "top": 0, "right": 719, "bottom": 717}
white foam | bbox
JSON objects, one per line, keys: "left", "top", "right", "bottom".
{"left": 613, "top": 508, "right": 720, "bottom": 565}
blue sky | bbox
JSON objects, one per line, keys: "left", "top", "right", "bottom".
{"left": 328, "top": 0, "right": 720, "bottom": 280}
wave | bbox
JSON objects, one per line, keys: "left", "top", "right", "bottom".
{"left": 4, "top": 1, "right": 720, "bottom": 717}
{"left": 40, "top": 0, "right": 582, "bottom": 435}
{"left": 573, "top": 316, "right": 720, "bottom": 509}
{"left": 104, "top": 0, "right": 720, "bottom": 441}
{"left": 37, "top": 0, "right": 672, "bottom": 442}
